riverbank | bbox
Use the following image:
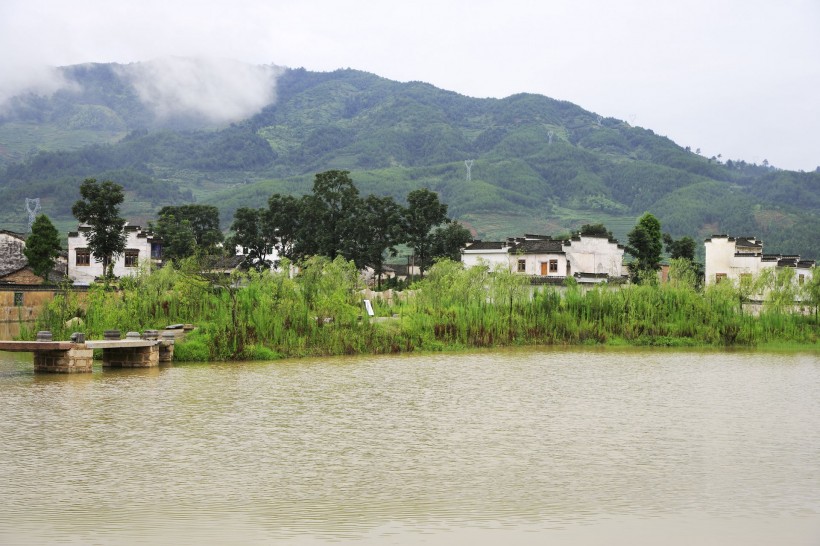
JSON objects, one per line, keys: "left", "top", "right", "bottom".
{"left": 21, "top": 257, "right": 819, "bottom": 361}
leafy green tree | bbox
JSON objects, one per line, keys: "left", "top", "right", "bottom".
{"left": 577, "top": 223, "right": 614, "bottom": 239}
{"left": 228, "top": 207, "right": 271, "bottom": 271}
{"left": 355, "top": 194, "right": 405, "bottom": 287}
{"left": 150, "top": 213, "right": 196, "bottom": 262}
{"left": 663, "top": 233, "right": 696, "bottom": 261}
{"left": 265, "top": 193, "right": 302, "bottom": 261}
{"left": 403, "top": 188, "right": 449, "bottom": 277}
{"left": 23, "top": 214, "right": 62, "bottom": 281}
{"left": 156, "top": 205, "right": 223, "bottom": 255}
{"left": 71, "top": 178, "right": 126, "bottom": 280}
{"left": 802, "top": 267, "right": 820, "bottom": 323}
{"left": 625, "top": 212, "right": 663, "bottom": 283}
{"left": 431, "top": 221, "right": 472, "bottom": 262}
{"left": 297, "top": 170, "right": 362, "bottom": 263}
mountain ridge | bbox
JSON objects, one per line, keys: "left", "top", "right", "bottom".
{"left": 0, "top": 61, "right": 817, "bottom": 258}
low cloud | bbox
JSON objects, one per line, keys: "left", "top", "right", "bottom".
{"left": 0, "top": 63, "right": 77, "bottom": 111}
{"left": 119, "top": 57, "right": 281, "bottom": 124}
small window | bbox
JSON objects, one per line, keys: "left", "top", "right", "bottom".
{"left": 517, "top": 259, "right": 526, "bottom": 273}
{"left": 13, "top": 292, "right": 23, "bottom": 307}
{"left": 715, "top": 273, "right": 727, "bottom": 284}
{"left": 549, "top": 259, "right": 558, "bottom": 273}
{"left": 76, "top": 249, "right": 91, "bottom": 266}
{"left": 124, "top": 249, "right": 140, "bottom": 268}
{"left": 798, "top": 274, "right": 805, "bottom": 285}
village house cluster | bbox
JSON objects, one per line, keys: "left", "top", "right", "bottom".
{"left": 461, "top": 234, "right": 626, "bottom": 283}
{"left": 704, "top": 235, "right": 815, "bottom": 286}
{"left": 0, "top": 224, "right": 815, "bottom": 293}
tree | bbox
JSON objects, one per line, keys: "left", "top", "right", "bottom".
{"left": 355, "top": 194, "right": 405, "bottom": 287}
{"left": 663, "top": 233, "right": 696, "bottom": 261}
{"left": 403, "top": 188, "right": 449, "bottom": 277}
{"left": 625, "top": 212, "right": 662, "bottom": 283}
{"left": 265, "top": 193, "right": 302, "bottom": 261}
{"left": 228, "top": 208, "right": 271, "bottom": 271}
{"left": 71, "top": 178, "right": 126, "bottom": 280}
{"left": 297, "top": 170, "right": 362, "bottom": 263}
{"left": 431, "top": 221, "right": 472, "bottom": 262}
{"left": 156, "top": 205, "right": 223, "bottom": 257}
{"left": 151, "top": 213, "right": 196, "bottom": 263}
{"left": 577, "top": 223, "right": 613, "bottom": 239}
{"left": 23, "top": 214, "right": 62, "bottom": 281}
{"left": 803, "top": 267, "right": 820, "bottom": 323}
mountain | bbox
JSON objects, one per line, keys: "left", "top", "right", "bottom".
{"left": 1, "top": 61, "right": 818, "bottom": 259}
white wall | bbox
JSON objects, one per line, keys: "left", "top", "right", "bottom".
{"left": 461, "top": 249, "right": 512, "bottom": 271}
{"left": 705, "top": 236, "right": 772, "bottom": 285}
{"left": 564, "top": 237, "right": 624, "bottom": 277}
{"left": 514, "top": 253, "right": 567, "bottom": 276}
{"left": 68, "top": 227, "right": 157, "bottom": 284}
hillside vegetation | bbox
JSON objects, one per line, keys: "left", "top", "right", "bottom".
{"left": 1, "top": 63, "right": 817, "bottom": 258}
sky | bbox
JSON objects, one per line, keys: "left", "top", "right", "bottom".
{"left": 1, "top": 0, "right": 818, "bottom": 171}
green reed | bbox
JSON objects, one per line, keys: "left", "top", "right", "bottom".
{"left": 25, "top": 258, "right": 817, "bottom": 360}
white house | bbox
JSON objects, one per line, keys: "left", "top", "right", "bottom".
{"left": 704, "top": 234, "right": 814, "bottom": 287}
{"left": 461, "top": 240, "right": 514, "bottom": 270}
{"left": 67, "top": 224, "right": 162, "bottom": 284}
{"left": 462, "top": 234, "right": 625, "bottom": 282}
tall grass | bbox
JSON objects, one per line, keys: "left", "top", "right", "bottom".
{"left": 26, "top": 258, "right": 818, "bottom": 360}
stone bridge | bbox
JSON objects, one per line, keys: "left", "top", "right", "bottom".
{"left": 0, "top": 332, "right": 175, "bottom": 373}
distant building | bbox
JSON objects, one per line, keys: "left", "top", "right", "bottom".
{"left": 0, "top": 229, "right": 65, "bottom": 285}
{"left": 704, "top": 235, "right": 814, "bottom": 286}
{"left": 462, "top": 234, "right": 625, "bottom": 282}
{"left": 0, "top": 231, "right": 29, "bottom": 281}
{"left": 67, "top": 224, "right": 162, "bottom": 284}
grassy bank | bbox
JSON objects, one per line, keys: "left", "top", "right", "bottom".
{"left": 24, "top": 258, "right": 819, "bottom": 361}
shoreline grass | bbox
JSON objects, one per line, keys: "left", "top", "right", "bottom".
{"left": 23, "top": 257, "right": 819, "bottom": 361}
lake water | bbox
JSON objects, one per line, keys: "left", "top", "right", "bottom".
{"left": 1, "top": 347, "right": 819, "bottom": 545}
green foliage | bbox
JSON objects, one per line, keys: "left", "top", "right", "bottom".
{"left": 577, "top": 223, "right": 614, "bottom": 238}
{"left": 71, "top": 178, "right": 126, "bottom": 278}
{"left": 403, "top": 188, "right": 449, "bottom": 275}
{"left": 626, "top": 213, "right": 663, "bottom": 283}
{"left": 664, "top": 234, "right": 696, "bottom": 261}
{"left": 228, "top": 208, "right": 271, "bottom": 271}
{"left": 26, "top": 258, "right": 817, "bottom": 360}
{"left": 431, "top": 222, "right": 473, "bottom": 263}
{"left": 23, "top": 214, "right": 62, "bottom": 280}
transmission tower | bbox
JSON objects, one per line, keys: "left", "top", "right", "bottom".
{"left": 548, "top": 131, "right": 554, "bottom": 145}
{"left": 465, "top": 159, "right": 474, "bottom": 181}
{"left": 25, "top": 198, "right": 41, "bottom": 232}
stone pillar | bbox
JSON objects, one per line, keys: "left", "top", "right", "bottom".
{"left": 159, "top": 331, "right": 175, "bottom": 362}
{"left": 101, "top": 344, "right": 160, "bottom": 368}
{"left": 33, "top": 345, "right": 94, "bottom": 373}
{"left": 159, "top": 340, "right": 174, "bottom": 362}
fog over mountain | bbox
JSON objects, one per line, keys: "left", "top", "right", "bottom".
{"left": 2, "top": 57, "right": 282, "bottom": 125}
{"left": 117, "top": 57, "right": 281, "bottom": 124}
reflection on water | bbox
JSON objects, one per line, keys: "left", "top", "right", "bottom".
{"left": 0, "top": 321, "right": 25, "bottom": 341}
{"left": 0, "top": 347, "right": 819, "bottom": 545}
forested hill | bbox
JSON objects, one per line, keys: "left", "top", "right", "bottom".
{"left": 1, "top": 62, "right": 818, "bottom": 258}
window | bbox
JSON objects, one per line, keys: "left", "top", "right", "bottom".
{"left": 549, "top": 259, "right": 558, "bottom": 273}
{"left": 124, "top": 249, "right": 140, "bottom": 268}
{"left": 76, "top": 249, "right": 91, "bottom": 266}
{"left": 715, "top": 273, "right": 727, "bottom": 284}
{"left": 798, "top": 274, "right": 805, "bottom": 285}
{"left": 517, "top": 259, "right": 526, "bottom": 273}
{"left": 151, "top": 242, "right": 162, "bottom": 260}
{"left": 13, "top": 292, "right": 23, "bottom": 307}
